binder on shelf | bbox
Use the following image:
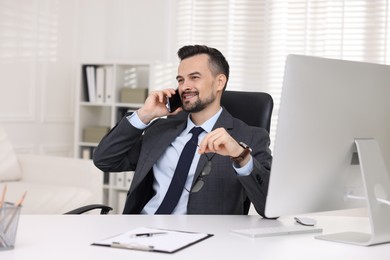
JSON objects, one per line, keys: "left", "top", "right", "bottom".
{"left": 86, "top": 66, "right": 97, "bottom": 102}
{"left": 81, "top": 147, "right": 93, "bottom": 159}
{"left": 117, "top": 191, "right": 127, "bottom": 211}
{"left": 81, "top": 146, "right": 96, "bottom": 160}
{"left": 114, "top": 172, "right": 125, "bottom": 188}
{"left": 96, "top": 67, "right": 105, "bottom": 103}
{"left": 104, "top": 66, "right": 114, "bottom": 104}
{"left": 124, "top": 171, "right": 133, "bottom": 187}
{"left": 103, "top": 172, "right": 109, "bottom": 185}
{"left": 82, "top": 65, "right": 89, "bottom": 102}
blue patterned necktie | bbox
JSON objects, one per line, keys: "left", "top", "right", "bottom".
{"left": 155, "top": 127, "right": 204, "bottom": 214}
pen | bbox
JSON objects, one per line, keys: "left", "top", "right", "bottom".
{"left": 132, "top": 232, "right": 167, "bottom": 237}
{"left": 111, "top": 242, "right": 154, "bottom": 251}
{"left": 15, "top": 191, "right": 27, "bottom": 207}
{"left": 0, "top": 184, "right": 7, "bottom": 208}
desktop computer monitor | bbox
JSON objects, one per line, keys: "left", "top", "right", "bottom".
{"left": 265, "top": 55, "right": 390, "bottom": 246}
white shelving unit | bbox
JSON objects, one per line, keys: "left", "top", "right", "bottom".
{"left": 74, "top": 61, "right": 152, "bottom": 213}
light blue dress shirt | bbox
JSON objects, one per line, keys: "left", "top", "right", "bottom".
{"left": 127, "top": 108, "right": 253, "bottom": 214}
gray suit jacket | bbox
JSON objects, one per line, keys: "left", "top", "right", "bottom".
{"left": 93, "top": 109, "right": 272, "bottom": 216}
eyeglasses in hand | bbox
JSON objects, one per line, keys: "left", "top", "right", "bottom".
{"left": 189, "top": 142, "right": 214, "bottom": 193}
{"left": 179, "top": 142, "right": 214, "bottom": 193}
{"left": 191, "top": 158, "right": 212, "bottom": 193}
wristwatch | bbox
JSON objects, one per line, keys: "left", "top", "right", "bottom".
{"left": 231, "top": 142, "right": 252, "bottom": 164}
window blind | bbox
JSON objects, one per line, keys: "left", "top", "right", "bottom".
{"left": 175, "top": 0, "right": 390, "bottom": 148}
{"left": 0, "top": 0, "right": 59, "bottom": 63}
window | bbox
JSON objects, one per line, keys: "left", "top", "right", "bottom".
{"left": 175, "top": 0, "right": 390, "bottom": 147}
{"left": 0, "top": 0, "right": 59, "bottom": 62}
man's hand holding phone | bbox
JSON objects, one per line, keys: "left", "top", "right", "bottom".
{"left": 137, "top": 88, "right": 183, "bottom": 125}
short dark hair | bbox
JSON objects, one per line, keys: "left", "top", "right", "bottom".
{"left": 177, "top": 45, "right": 229, "bottom": 89}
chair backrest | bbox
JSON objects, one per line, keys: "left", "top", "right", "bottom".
{"left": 221, "top": 90, "right": 273, "bottom": 133}
{"left": 221, "top": 90, "right": 273, "bottom": 215}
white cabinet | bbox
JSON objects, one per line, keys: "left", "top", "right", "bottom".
{"left": 74, "top": 61, "right": 151, "bottom": 213}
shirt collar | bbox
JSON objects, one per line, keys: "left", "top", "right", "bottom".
{"left": 184, "top": 107, "right": 223, "bottom": 134}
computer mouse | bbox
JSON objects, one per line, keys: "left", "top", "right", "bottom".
{"left": 294, "top": 216, "right": 317, "bottom": 226}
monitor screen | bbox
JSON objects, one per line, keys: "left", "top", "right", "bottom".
{"left": 265, "top": 55, "right": 390, "bottom": 220}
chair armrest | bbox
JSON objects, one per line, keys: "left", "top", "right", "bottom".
{"left": 64, "top": 204, "right": 113, "bottom": 215}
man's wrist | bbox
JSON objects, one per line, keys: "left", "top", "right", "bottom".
{"left": 233, "top": 155, "right": 253, "bottom": 175}
{"left": 127, "top": 111, "right": 150, "bottom": 130}
{"left": 136, "top": 108, "right": 155, "bottom": 125}
{"left": 231, "top": 142, "right": 252, "bottom": 165}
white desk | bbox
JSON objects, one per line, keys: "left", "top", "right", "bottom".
{"left": 2, "top": 214, "right": 389, "bottom": 259}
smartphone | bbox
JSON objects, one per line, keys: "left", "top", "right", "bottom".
{"left": 167, "top": 89, "right": 183, "bottom": 112}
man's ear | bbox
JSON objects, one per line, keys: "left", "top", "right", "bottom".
{"left": 216, "top": 74, "right": 227, "bottom": 92}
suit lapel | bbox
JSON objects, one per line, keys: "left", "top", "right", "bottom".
{"left": 212, "top": 107, "right": 234, "bottom": 131}
{"left": 144, "top": 123, "right": 185, "bottom": 170}
{"left": 130, "top": 119, "right": 187, "bottom": 191}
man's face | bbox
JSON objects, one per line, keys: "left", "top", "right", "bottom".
{"left": 176, "top": 54, "right": 219, "bottom": 113}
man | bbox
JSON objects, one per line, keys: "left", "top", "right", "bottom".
{"left": 93, "top": 45, "right": 272, "bottom": 216}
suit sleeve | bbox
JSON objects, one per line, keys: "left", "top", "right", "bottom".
{"left": 93, "top": 116, "right": 144, "bottom": 173}
{"left": 237, "top": 127, "right": 272, "bottom": 217}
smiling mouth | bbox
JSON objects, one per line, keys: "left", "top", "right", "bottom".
{"left": 182, "top": 91, "right": 198, "bottom": 102}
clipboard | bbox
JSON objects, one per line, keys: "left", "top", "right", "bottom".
{"left": 92, "top": 227, "right": 213, "bottom": 253}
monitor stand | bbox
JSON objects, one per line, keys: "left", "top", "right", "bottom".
{"left": 315, "top": 139, "right": 390, "bottom": 246}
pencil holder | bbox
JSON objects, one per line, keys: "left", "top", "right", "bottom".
{"left": 0, "top": 203, "right": 21, "bottom": 250}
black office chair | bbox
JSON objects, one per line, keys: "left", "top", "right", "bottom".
{"left": 221, "top": 90, "right": 273, "bottom": 134}
{"left": 65, "top": 90, "right": 273, "bottom": 215}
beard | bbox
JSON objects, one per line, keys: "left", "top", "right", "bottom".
{"left": 182, "top": 90, "right": 216, "bottom": 113}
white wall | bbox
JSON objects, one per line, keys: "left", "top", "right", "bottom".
{"left": 0, "top": 0, "right": 174, "bottom": 156}
{"left": 78, "top": 0, "right": 173, "bottom": 62}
